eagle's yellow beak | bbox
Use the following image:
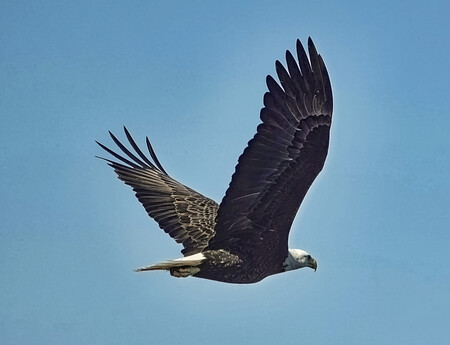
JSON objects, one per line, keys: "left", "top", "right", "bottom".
{"left": 310, "top": 258, "right": 318, "bottom": 272}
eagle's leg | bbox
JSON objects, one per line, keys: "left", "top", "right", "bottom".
{"left": 170, "top": 266, "right": 201, "bottom": 278}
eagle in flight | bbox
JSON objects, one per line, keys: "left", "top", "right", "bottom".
{"left": 97, "top": 38, "right": 333, "bottom": 284}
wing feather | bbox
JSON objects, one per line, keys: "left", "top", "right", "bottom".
{"left": 208, "top": 38, "right": 333, "bottom": 263}
{"left": 97, "top": 127, "right": 218, "bottom": 256}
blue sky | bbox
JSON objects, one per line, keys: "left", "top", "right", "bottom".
{"left": 1, "top": 1, "right": 449, "bottom": 344}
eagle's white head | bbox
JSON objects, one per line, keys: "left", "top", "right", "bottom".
{"left": 283, "top": 249, "right": 318, "bottom": 272}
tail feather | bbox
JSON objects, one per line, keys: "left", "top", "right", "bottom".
{"left": 134, "top": 253, "right": 206, "bottom": 272}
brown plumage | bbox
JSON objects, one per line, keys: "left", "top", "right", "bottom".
{"left": 97, "top": 38, "right": 333, "bottom": 284}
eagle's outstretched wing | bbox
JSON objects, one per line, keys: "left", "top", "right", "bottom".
{"left": 97, "top": 127, "right": 218, "bottom": 256}
{"left": 207, "top": 38, "right": 333, "bottom": 262}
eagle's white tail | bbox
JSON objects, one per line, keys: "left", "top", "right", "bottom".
{"left": 134, "top": 253, "right": 206, "bottom": 277}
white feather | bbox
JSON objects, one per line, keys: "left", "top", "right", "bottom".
{"left": 283, "top": 249, "right": 311, "bottom": 271}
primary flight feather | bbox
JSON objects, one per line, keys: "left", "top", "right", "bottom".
{"left": 97, "top": 37, "right": 333, "bottom": 284}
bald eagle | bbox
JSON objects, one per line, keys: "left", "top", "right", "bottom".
{"left": 97, "top": 38, "right": 333, "bottom": 284}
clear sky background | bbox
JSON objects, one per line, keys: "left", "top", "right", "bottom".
{"left": 1, "top": 1, "right": 449, "bottom": 344}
